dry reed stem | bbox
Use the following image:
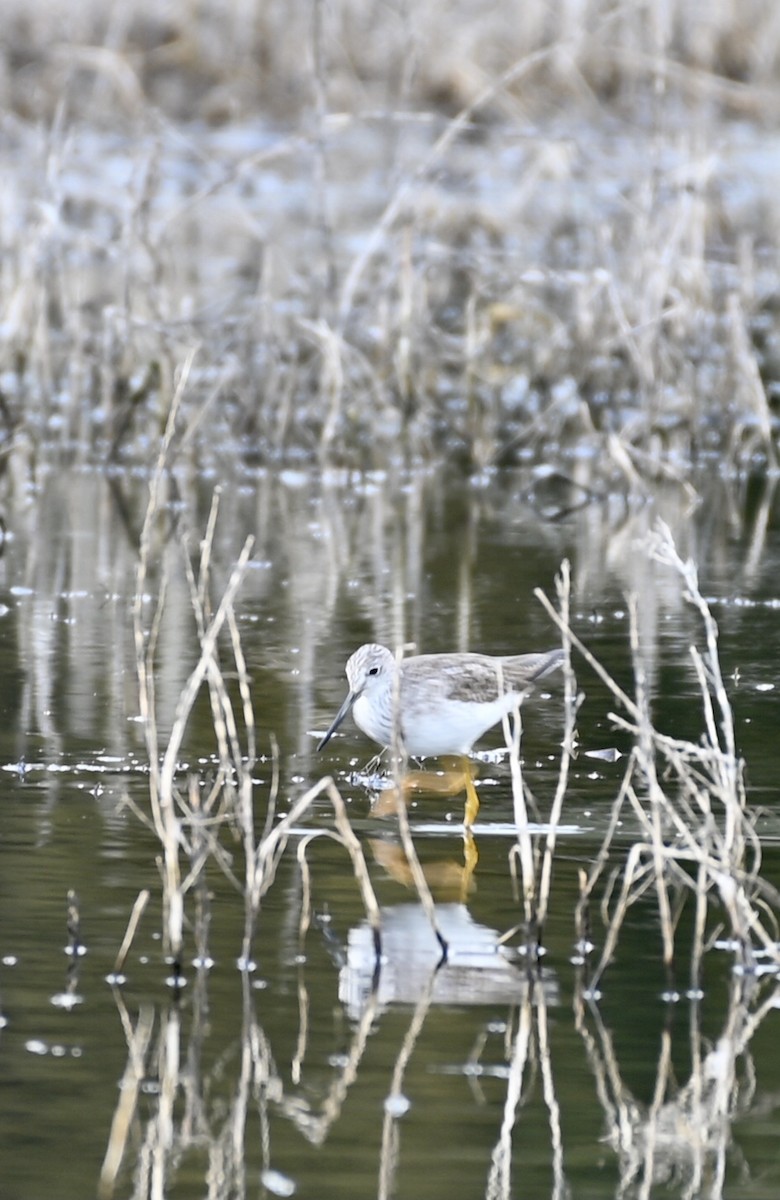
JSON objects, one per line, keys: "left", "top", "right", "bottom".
{"left": 144, "top": 1006, "right": 180, "bottom": 1198}
{"left": 247, "top": 775, "right": 382, "bottom": 961}
{"left": 505, "top": 559, "right": 576, "bottom": 954}
{"left": 132, "top": 352, "right": 264, "bottom": 971}
{"left": 292, "top": 970, "right": 309, "bottom": 1086}
{"left": 384, "top": 643, "right": 448, "bottom": 957}
{"left": 133, "top": 351, "right": 196, "bottom": 966}
{"left": 574, "top": 751, "right": 636, "bottom": 916}
{"left": 575, "top": 967, "right": 779, "bottom": 1195}
{"left": 541, "top": 523, "right": 780, "bottom": 986}
{"left": 112, "top": 889, "right": 150, "bottom": 977}
{"left": 537, "top": 985, "right": 566, "bottom": 1199}
{"left": 226, "top": 605, "right": 257, "bottom": 766}
{"left": 152, "top": 536, "right": 253, "bottom": 965}
{"left": 378, "top": 971, "right": 438, "bottom": 1200}
{"left": 485, "top": 993, "right": 534, "bottom": 1200}
{"left": 625, "top": 592, "right": 676, "bottom": 974}
{"left": 280, "top": 988, "right": 379, "bottom": 1146}
{"left": 296, "top": 828, "right": 352, "bottom": 947}
{"left": 392, "top": 782, "right": 449, "bottom": 959}
{"left": 179, "top": 491, "right": 248, "bottom": 816}
{"left": 535, "top": 559, "right": 578, "bottom": 934}
{"left": 98, "top": 1002, "right": 155, "bottom": 1199}
{"left": 506, "top": 700, "right": 535, "bottom": 930}
{"left": 133, "top": 348, "right": 197, "bottom": 822}
{"left": 157, "top": 536, "right": 254, "bottom": 812}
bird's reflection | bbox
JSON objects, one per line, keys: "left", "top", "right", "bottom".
{"left": 340, "top": 902, "right": 559, "bottom": 1020}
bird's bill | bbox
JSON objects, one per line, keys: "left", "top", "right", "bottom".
{"left": 317, "top": 690, "right": 357, "bottom": 751}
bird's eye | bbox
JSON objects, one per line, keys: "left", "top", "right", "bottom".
{"left": 368, "top": 666, "right": 379, "bottom": 676}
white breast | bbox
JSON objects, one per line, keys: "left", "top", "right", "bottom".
{"left": 352, "top": 692, "right": 394, "bottom": 748}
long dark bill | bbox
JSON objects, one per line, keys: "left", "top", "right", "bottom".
{"left": 317, "top": 690, "right": 357, "bottom": 751}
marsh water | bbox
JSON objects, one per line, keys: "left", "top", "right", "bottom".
{"left": 5, "top": 0, "right": 780, "bottom": 1193}
{"left": 1, "top": 465, "right": 780, "bottom": 1199}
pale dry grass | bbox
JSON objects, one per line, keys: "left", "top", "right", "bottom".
{"left": 0, "top": 0, "right": 779, "bottom": 478}
{"left": 123, "top": 398, "right": 387, "bottom": 980}
{"left": 5, "top": 0, "right": 780, "bottom": 121}
{"left": 536, "top": 524, "right": 780, "bottom": 993}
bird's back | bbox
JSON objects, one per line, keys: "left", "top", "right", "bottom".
{"left": 399, "top": 648, "right": 562, "bottom": 706}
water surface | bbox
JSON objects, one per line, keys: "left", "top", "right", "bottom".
{"left": 1, "top": 466, "right": 779, "bottom": 1197}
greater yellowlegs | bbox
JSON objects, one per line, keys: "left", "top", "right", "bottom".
{"left": 318, "top": 643, "right": 563, "bottom": 824}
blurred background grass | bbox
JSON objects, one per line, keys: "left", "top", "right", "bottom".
{"left": 4, "top": 0, "right": 780, "bottom": 124}
{"left": 1, "top": 0, "right": 779, "bottom": 475}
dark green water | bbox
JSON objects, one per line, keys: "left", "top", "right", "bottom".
{"left": 1, "top": 465, "right": 779, "bottom": 1199}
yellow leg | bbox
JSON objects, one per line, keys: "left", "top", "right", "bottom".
{"left": 461, "top": 757, "right": 480, "bottom": 828}
{"left": 411, "top": 754, "right": 480, "bottom": 827}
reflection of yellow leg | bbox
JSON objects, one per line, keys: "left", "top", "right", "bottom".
{"left": 402, "top": 768, "right": 469, "bottom": 796}
{"left": 370, "top": 759, "right": 480, "bottom": 825}
{"left": 461, "top": 830, "right": 478, "bottom": 900}
{"left": 369, "top": 837, "right": 476, "bottom": 899}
